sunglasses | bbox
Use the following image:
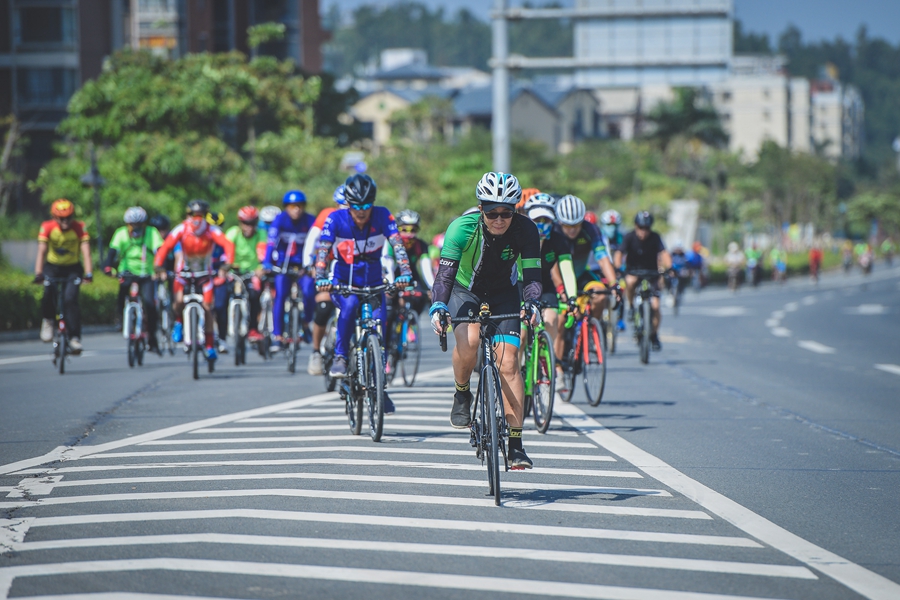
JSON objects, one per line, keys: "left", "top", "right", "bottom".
{"left": 57, "top": 216, "right": 73, "bottom": 222}
{"left": 349, "top": 203, "right": 373, "bottom": 211}
{"left": 483, "top": 210, "right": 515, "bottom": 221}
{"left": 398, "top": 225, "right": 418, "bottom": 233}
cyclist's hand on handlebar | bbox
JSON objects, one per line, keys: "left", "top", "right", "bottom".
{"left": 395, "top": 273, "right": 412, "bottom": 289}
{"left": 429, "top": 302, "right": 450, "bottom": 335}
{"left": 316, "top": 278, "right": 332, "bottom": 292}
{"left": 523, "top": 300, "right": 542, "bottom": 327}
{"left": 83, "top": 272, "right": 93, "bottom": 283}
{"left": 32, "top": 273, "right": 45, "bottom": 285}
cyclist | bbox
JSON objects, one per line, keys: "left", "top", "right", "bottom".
{"left": 429, "top": 172, "right": 542, "bottom": 470}
{"left": 614, "top": 211, "right": 671, "bottom": 351}
{"left": 599, "top": 209, "right": 625, "bottom": 329}
{"left": 527, "top": 197, "right": 577, "bottom": 369}
{"left": 259, "top": 206, "right": 281, "bottom": 233}
{"left": 154, "top": 199, "right": 234, "bottom": 363}
{"left": 745, "top": 242, "right": 762, "bottom": 286}
{"left": 314, "top": 174, "right": 413, "bottom": 415}
{"left": 881, "top": 237, "right": 894, "bottom": 266}
{"left": 555, "top": 195, "right": 619, "bottom": 326}
{"left": 263, "top": 190, "right": 317, "bottom": 353}
{"left": 104, "top": 207, "right": 164, "bottom": 353}
{"left": 34, "top": 199, "right": 93, "bottom": 353}
{"left": 303, "top": 185, "right": 348, "bottom": 375}
{"left": 225, "top": 206, "right": 268, "bottom": 343}
{"left": 770, "top": 245, "right": 787, "bottom": 282}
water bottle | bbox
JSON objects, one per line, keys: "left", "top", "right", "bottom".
{"left": 361, "top": 302, "right": 372, "bottom": 321}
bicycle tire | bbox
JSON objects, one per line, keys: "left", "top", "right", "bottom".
{"left": 604, "top": 306, "right": 617, "bottom": 354}
{"left": 191, "top": 309, "right": 200, "bottom": 380}
{"left": 233, "top": 304, "right": 243, "bottom": 367}
{"left": 640, "top": 301, "right": 651, "bottom": 364}
{"left": 559, "top": 329, "right": 576, "bottom": 403}
{"left": 345, "top": 382, "right": 363, "bottom": 435}
{"left": 127, "top": 339, "right": 136, "bottom": 368}
{"left": 532, "top": 329, "right": 556, "bottom": 432}
{"left": 136, "top": 339, "right": 145, "bottom": 366}
{"left": 127, "top": 307, "right": 136, "bottom": 367}
{"left": 365, "top": 334, "right": 385, "bottom": 442}
{"left": 482, "top": 362, "right": 503, "bottom": 506}
{"left": 323, "top": 317, "right": 337, "bottom": 392}
{"left": 287, "top": 305, "right": 299, "bottom": 373}
{"left": 58, "top": 331, "right": 66, "bottom": 375}
{"left": 583, "top": 317, "right": 606, "bottom": 406}
{"left": 400, "top": 311, "right": 421, "bottom": 387}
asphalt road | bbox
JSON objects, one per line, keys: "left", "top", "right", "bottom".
{"left": 1, "top": 264, "right": 898, "bottom": 600}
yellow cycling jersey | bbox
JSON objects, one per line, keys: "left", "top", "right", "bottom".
{"left": 38, "top": 220, "right": 89, "bottom": 266}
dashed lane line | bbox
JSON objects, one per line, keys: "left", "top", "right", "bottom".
{"left": 554, "top": 403, "right": 900, "bottom": 600}
{"left": 796, "top": 340, "right": 837, "bottom": 355}
{"left": 0, "top": 558, "right": 793, "bottom": 600}
{"left": 874, "top": 364, "right": 900, "bottom": 377}
{"left": 8, "top": 533, "right": 815, "bottom": 579}
{"left": 0, "top": 488, "right": 708, "bottom": 519}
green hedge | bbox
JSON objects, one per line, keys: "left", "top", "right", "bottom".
{"left": 0, "top": 266, "right": 119, "bottom": 331}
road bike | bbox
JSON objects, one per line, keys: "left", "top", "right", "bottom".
{"left": 558, "top": 289, "right": 608, "bottom": 406}
{"left": 600, "top": 285, "right": 620, "bottom": 354}
{"left": 521, "top": 301, "right": 555, "bottom": 434}
{"left": 227, "top": 272, "right": 255, "bottom": 366}
{"left": 180, "top": 271, "right": 214, "bottom": 380}
{"left": 42, "top": 276, "right": 79, "bottom": 375}
{"left": 257, "top": 275, "right": 275, "bottom": 359}
{"left": 628, "top": 269, "right": 661, "bottom": 365}
{"left": 385, "top": 289, "right": 423, "bottom": 387}
{"left": 321, "top": 314, "right": 338, "bottom": 392}
{"left": 665, "top": 269, "right": 688, "bottom": 316}
{"left": 155, "top": 275, "right": 175, "bottom": 356}
{"left": 120, "top": 275, "right": 149, "bottom": 368}
{"left": 272, "top": 265, "right": 308, "bottom": 374}
{"left": 334, "top": 283, "right": 392, "bottom": 442}
{"left": 440, "top": 303, "right": 520, "bottom": 506}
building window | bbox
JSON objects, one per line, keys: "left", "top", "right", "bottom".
{"left": 15, "top": 7, "right": 77, "bottom": 47}
{"left": 763, "top": 110, "right": 770, "bottom": 122}
{"left": 721, "top": 91, "right": 731, "bottom": 102}
{"left": 16, "top": 68, "right": 77, "bottom": 107}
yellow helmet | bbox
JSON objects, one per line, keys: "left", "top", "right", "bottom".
{"left": 206, "top": 211, "right": 225, "bottom": 227}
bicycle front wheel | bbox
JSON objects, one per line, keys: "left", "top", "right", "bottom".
{"left": 287, "top": 305, "right": 299, "bottom": 374}
{"left": 400, "top": 311, "right": 421, "bottom": 387}
{"left": 323, "top": 317, "right": 337, "bottom": 392}
{"left": 365, "top": 334, "right": 385, "bottom": 442}
{"left": 233, "top": 304, "right": 244, "bottom": 366}
{"left": 639, "top": 301, "right": 651, "bottom": 364}
{"left": 532, "top": 329, "right": 556, "bottom": 433}
{"left": 481, "top": 363, "right": 503, "bottom": 506}
{"left": 191, "top": 309, "right": 200, "bottom": 380}
{"left": 604, "top": 306, "right": 617, "bottom": 354}
{"left": 58, "top": 331, "right": 67, "bottom": 375}
{"left": 582, "top": 317, "right": 607, "bottom": 406}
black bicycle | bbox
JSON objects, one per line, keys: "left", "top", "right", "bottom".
{"left": 119, "top": 274, "right": 149, "bottom": 368}
{"left": 385, "top": 289, "right": 424, "bottom": 387}
{"left": 627, "top": 269, "right": 661, "bottom": 365}
{"left": 440, "top": 303, "right": 520, "bottom": 506}
{"left": 272, "top": 265, "right": 307, "bottom": 374}
{"left": 227, "top": 271, "right": 255, "bottom": 367}
{"left": 178, "top": 271, "right": 214, "bottom": 379}
{"left": 41, "top": 276, "right": 78, "bottom": 375}
{"left": 334, "top": 283, "right": 392, "bottom": 442}
{"left": 155, "top": 275, "right": 176, "bottom": 356}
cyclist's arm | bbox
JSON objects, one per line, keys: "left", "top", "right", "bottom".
{"left": 614, "top": 249, "right": 624, "bottom": 270}
{"left": 263, "top": 217, "right": 281, "bottom": 269}
{"left": 302, "top": 225, "right": 322, "bottom": 269}
{"left": 558, "top": 252, "right": 577, "bottom": 299}
{"left": 34, "top": 241, "right": 48, "bottom": 277}
{"left": 591, "top": 238, "right": 617, "bottom": 284}
{"left": 520, "top": 222, "right": 542, "bottom": 303}
{"left": 386, "top": 232, "right": 412, "bottom": 279}
{"left": 418, "top": 254, "right": 435, "bottom": 289}
{"left": 382, "top": 243, "right": 396, "bottom": 284}
{"left": 432, "top": 219, "right": 467, "bottom": 306}
{"left": 314, "top": 214, "right": 337, "bottom": 281}
{"left": 211, "top": 228, "right": 235, "bottom": 268}
{"left": 154, "top": 227, "right": 181, "bottom": 270}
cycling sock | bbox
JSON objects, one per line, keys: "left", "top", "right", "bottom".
{"left": 205, "top": 332, "right": 214, "bottom": 348}
{"left": 508, "top": 427, "right": 523, "bottom": 451}
{"left": 455, "top": 381, "right": 470, "bottom": 393}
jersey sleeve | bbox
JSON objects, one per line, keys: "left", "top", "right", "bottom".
{"left": 432, "top": 217, "right": 469, "bottom": 306}
{"left": 73, "top": 221, "right": 90, "bottom": 242}
{"left": 555, "top": 235, "right": 577, "bottom": 298}
{"left": 37, "top": 221, "right": 54, "bottom": 242}
{"left": 154, "top": 226, "right": 182, "bottom": 268}
{"left": 518, "top": 219, "right": 542, "bottom": 302}
{"left": 211, "top": 227, "right": 235, "bottom": 265}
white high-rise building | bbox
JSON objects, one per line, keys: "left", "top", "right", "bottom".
{"left": 574, "top": 0, "right": 733, "bottom": 88}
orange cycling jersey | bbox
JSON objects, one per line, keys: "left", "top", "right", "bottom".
{"left": 154, "top": 220, "right": 235, "bottom": 274}
{"left": 38, "top": 220, "right": 89, "bottom": 266}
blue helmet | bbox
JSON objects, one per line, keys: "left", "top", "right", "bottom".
{"left": 282, "top": 190, "right": 307, "bottom": 205}
{"left": 333, "top": 185, "right": 347, "bottom": 206}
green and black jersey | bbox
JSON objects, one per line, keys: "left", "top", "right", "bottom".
{"left": 432, "top": 212, "right": 542, "bottom": 304}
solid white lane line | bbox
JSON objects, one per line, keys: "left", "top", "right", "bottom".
{"left": 13, "top": 509, "right": 762, "bottom": 547}
{"left": 555, "top": 403, "right": 900, "bottom": 600}
{"left": 13, "top": 445, "right": 614, "bottom": 464}
{"left": 16, "top": 457, "right": 644, "bottom": 481}
{"left": 134, "top": 436, "right": 600, "bottom": 449}
{"left": 784, "top": 302, "right": 798, "bottom": 312}
{"left": 0, "top": 558, "right": 791, "bottom": 600}
{"left": 10, "top": 533, "right": 815, "bottom": 579}
{"left": 0, "top": 488, "right": 707, "bottom": 519}
{"left": 874, "top": 364, "right": 900, "bottom": 377}
{"left": 797, "top": 340, "right": 836, "bottom": 355}
{"left": 18, "top": 595, "right": 230, "bottom": 600}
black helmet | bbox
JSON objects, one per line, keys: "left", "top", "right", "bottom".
{"left": 343, "top": 174, "right": 377, "bottom": 207}
{"left": 149, "top": 215, "right": 170, "bottom": 231}
{"left": 634, "top": 211, "right": 654, "bottom": 228}
{"left": 186, "top": 199, "right": 210, "bottom": 215}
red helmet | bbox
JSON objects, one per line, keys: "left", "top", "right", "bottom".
{"left": 237, "top": 206, "right": 259, "bottom": 223}
{"left": 584, "top": 211, "right": 598, "bottom": 225}
{"left": 51, "top": 199, "right": 75, "bottom": 218}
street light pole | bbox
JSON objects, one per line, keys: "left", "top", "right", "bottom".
{"left": 491, "top": 0, "right": 510, "bottom": 173}
{"left": 81, "top": 145, "right": 105, "bottom": 258}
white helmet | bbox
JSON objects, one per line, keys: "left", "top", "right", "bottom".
{"left": 555, "top": 195, "right": 586, "bottom": 225}
{"left": 475, "top": 172, "right": 521, "bottom": 205}
{"left": 124, "top": 206, "right": 147, "bottom": 224}
{"left": 524, "top": 192, "right": 555, "bottom": 211}
{"left": 260, "top": 205, "right": 280, "bottom": 224}
{"left": 600, "top": 209, "right": 621, "bottom": 226}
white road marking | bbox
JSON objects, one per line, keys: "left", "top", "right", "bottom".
{"left": 802, "top": 296, "right": 817, "bottom": 306}
{"left": 771, "top": 327, "right": 791, "bottom": 337}
{"left": 797, "top": 340, "right": 836, "bottom": 355}
{"left": 21, "top": 472, "right": 655, "bottom": 496}
{"left": 0, "top": 488, "right": 706, "bottom": 519}
{"left": 874, "top": 364, "right": 900, "bottom": 377}
{"left": 10, "top": 596, "right": 231, "bottom": 600}
{"left": 784, "top": 302, "right": 799, "bottom": 312}
{"left": 555, "top": 403, "right": 900, "bottom": 600}
{"left": 0, "top": 558, "right": 791, "bottom": 600}
{"left": 8, "top": 509, "right": 761, "bottom": 547}
{"left": 764, "top": 319, "right": 780, "bottom": 328}
{"left": 237, "top": 415, "right": 454, "bottom": 423}
{"left": 188, "top": 424, "right": 585, "bottom": 434}
{"left": 0, "top": 351, "right": 97, "bottom": 366}
{"left": 8, "top": 533, "right": 815, "bottom": 579}
{"left": 135, "top": 435, "right": 598, "bottom": 449}
{"left": 771, "top": 310, "right": 785, "bottom": 319}
{"left": 13, "top": 445, "right": 614, "bottom": 464}
{"left": 280, "top": 406, "right": 451, "bottom": 414}
{"left": 843, "top": 304, "right": 888, "bottom": 315}
{"left": 679, "top": 307, "right": 748, "bottom": 317}
{"left": 6, "top": 476, "right": 63, "bottom": 497}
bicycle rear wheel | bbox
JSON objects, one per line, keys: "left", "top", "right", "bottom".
{"left": 639, "top": 301, "right": 651, "bottom": 364}
{"left": 604, "top": 306, "right": 617, "bottom": 354}
{"left": 136, "top": 338, "right": 145, "bottom": 366}
{"left": 287, "top": 305, "right": 299, "bottom": 373}
{"left": 582, "top": 317, "right": 606, "bottom": 406}
{"left": 191, "top": 310, "right": 200, "bottom": 380}
{"left": 57, "top": 331, "right": 67, "bottom": 375}
{"left": 233, "top": 304, "right": 244, "bottom": 366}
{"left": 345, "top": 382, "right": 363, "bottom": 435}
{"left": 365, "top": 335, "right": 385, "bottom": 442}
{"left": 558, "top": 328, "right": 576, "bottom": 403}
{"left": 532, "top": 329, "right": 556, "bottom": 433}
{"left": 323, "top": 317, "right": 337, "bottom": 392}
{"left": 481, "top": 362, "right": 503, "bottom": 506}
{"left": 400, "top": 311, "right": 421, "bottom": 387}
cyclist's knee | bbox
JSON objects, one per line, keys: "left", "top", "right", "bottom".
{"left": 313, "top": 301, "right": 333, "bottom": 327}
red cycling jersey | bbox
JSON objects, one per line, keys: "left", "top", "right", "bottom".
{"left": 154, "top": 220, "right": 235, "bottom": 274}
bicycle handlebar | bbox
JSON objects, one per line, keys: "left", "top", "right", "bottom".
{"left": 625, "top": 269, "right": 664, "bottom": 278}
{"left": 332, "top": 283, "right": 393, "bottom": 297}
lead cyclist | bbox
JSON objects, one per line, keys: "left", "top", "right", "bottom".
{"left": 429, "top": 172, "right": 542, "bottom": 470}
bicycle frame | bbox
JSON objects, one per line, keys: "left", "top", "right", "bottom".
{"left": 227, "top": 273, "right": 253, "bottom": 340}
{"left": 122, "top": 279, "right": 145, "bottom": 342}
{"left": 45, "top": 276, "right": 74, "bottom": 373}
{"left": 180, "top": 272, "right": 207, "bottom": 349}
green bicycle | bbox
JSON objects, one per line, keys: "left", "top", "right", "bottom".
{"left": 522, "top": 302, "right": 556, "bottom": 434}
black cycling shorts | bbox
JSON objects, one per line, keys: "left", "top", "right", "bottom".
{"left": 449, "top": 284, "right": 521, "bottom": 348}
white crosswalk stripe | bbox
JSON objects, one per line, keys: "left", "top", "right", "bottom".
{"left": 2, "top": 365, "right": 896, "bottom": 600}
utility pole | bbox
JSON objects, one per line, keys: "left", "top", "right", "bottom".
{"left": 81, "top": 146, "right": 106, "bottom": 257}
{"left": 491, "top": 0, "right": 510, "bottom": 173}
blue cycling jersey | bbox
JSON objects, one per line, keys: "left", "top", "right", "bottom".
{"left": 264, "top": 211, "right": 316, "bottom": 270}
{"left": 320, "top": 207, "right": 399, "bottom": 287}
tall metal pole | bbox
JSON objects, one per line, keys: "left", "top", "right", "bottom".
{"left": 90, "top": 146, "right": 103, "bottom": 258}
{"left": 491, "top": 0, "right": 510, "bottom": 173}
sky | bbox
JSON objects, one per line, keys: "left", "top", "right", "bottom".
{"left": 322, "top": 0, "right": 900, "bottom": 45}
